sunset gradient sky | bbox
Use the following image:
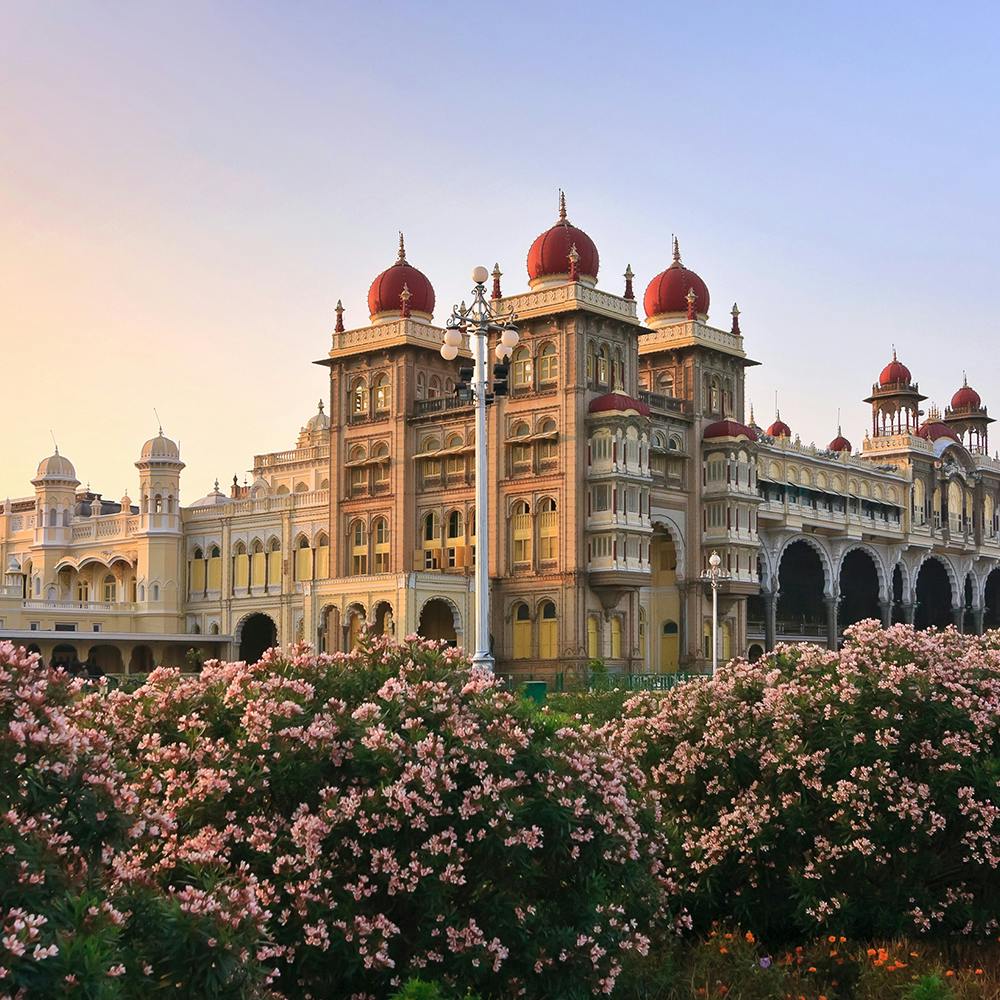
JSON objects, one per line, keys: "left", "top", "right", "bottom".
{"left": 2, "top": 1, "right": 999, "bottom": 500}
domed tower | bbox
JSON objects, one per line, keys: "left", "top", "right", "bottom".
{"left": 643, "top": 237, "right": 710, "bottom": 328}
{"left": 297, "top": 399, "right": 331, "bottom": 447}
{"left": 944, "top": 375, "right": 993, "bottom": 453}
{"left": 367, "top": 233, "right": 436, "bottom": 324}
{"left": 864, "top": 349, "right": 926, "bottom": 437}
{"left": 31, "top": 448, "right": 79, "bottom": 546}
{"left": 526, "top": 190, "right": 600, "bottom": 289}
{"left": 135, "top": 430, "right": 185, "bottom": 533}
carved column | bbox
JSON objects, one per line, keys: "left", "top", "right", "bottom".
{"left": 879, "top": 600, "right": 892, "bottom": 628}
{"left": 972, "top": 606, "right": 985, "bottom": 635}
{"left": 952, "top": 607, "right": 966, "bottom": 632}
{"left": 824, "top": 596, "right": 839, "bottom": 650}
{"left": 763, "top": 591, "right": 777, "bottom": 651}
{"left": 901, "top": 602, "right": 916, "bottom": 625}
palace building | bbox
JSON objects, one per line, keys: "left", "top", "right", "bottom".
{"left": 3, "top": 195, "right": 1000, "bottom": 676}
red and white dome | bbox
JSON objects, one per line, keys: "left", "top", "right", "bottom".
{"left": 527, "top": 191, "right": 599, "bottom": 287}
{"left": 917, "top": 420, "right": 962, "bottom": 444}
{"left": 950, "top": 377, "right": 981, "bottom": 411}
{"left": 878, "top": 350, "right": 912, "bottom": 388}
{"left": 368, "top": 234, "right": 435, "bottom": 322}
{"left": 767, "top": 415, "right": 791, "bottom": 438}
{"left": 644, "top": 237, "right": 710, "bottom": 325}
{"left": 588, "top": 392, "right": 650, "bottom": 417}
{"left": 703, "top": 419, "right": 757, "bottom": 442}
{"left": 828, "top": 430, "right": 852, "bottom": 453}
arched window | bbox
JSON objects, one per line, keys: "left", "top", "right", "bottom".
{"left": 151, "top": 583, "right": 160, "bottom": 602}
{"left": 539, "top": 497, "right": 558, "bottom": 561}
{"left": 538, "top": 342, "right": 558, "bottom": 384}
{"left": 233, "top": 541, "right": 249, "bottom": 592}
{"left": 416, "top": 372, "right": 426, "bottom": 400}
{"left": 276, "top": 485, "right": 290, "bottom": 496}
{"left": 349, "top": 521, "right": 367, "bottom": 575}
{"left": 373, "top": 517, "right": 390, "bottom": 573}
{"left": 511, "top": 500, "right": 532, "bottom": 566}
{"left": 373, "top": 442, "right": 390, "bottom": 487}
{"left": 587, "top": 614, "right": 600, "bottom": 660}
{"left": 709, "top": 377, "right": 721, "bottom": 414}
{"left": 610, "top": 616, "right": 622, "bottom": 658}
{"left": 154, "top": 495, "right": 163, "bottom": 514}
{"left": 511, "top": 422, "right": 532, "bottom": 472}
{"left": 320, "top": 478, "right": 330, "bottom": 490}
{"left": 251, "top": 539, "right": 266, "bottom": 588}
{"left": 294, "top": 482, "right": 309, "bottom": 493}
{"left": 445, "top": 433, "right": 464, "bottom": 478}
{"left": 424, "top": 511, "right": 440, "bottom": 543}
{"left": 448, "top": 510, "right": 464, "bottom": 539}
{"left": 613, "top": 348, "right": 624, "bottom": 390}
{"left": 315, "top": 532, "right": 330, "bottom": 579}
{"left": 295, "top": 535, "right": 314, "bottom": 582}
{"left": 586, "top": 342, "right": 596, "bottom": 383}
{"left": 657, "top": 370, "right": 675, "bottom": 396}
{"left": 103, "top": 575, "right": 116, "bottom": 602}
{"left": 513, "top": 602, "right": 532, "bottom": 659}
{"left": 539, "top": 600, "right": 557, "bottom": 659}
{"left": 349, "top": 445, "right": 368, "bottom": 496}
{"left": 538, "top": 418, "right": 558, "bottom": 465}
{"left": 511, "top": 346, "right": 533, "bottom": 389}
{"left": 428, "top": 375, "right": 442, "bottom": 399}
{"left": 373, "top": 373, "right": 390, "bottom": 413}
{"left": 597, "top": 345, "right": 610, "bottom": 386}
{"left": 266, "top": 538, "right": 281, "bottom": 589}
{"left": 661, "top": 620, "right": 679, "bottom": 672}
{"left": 352, "top": 377, "right": 369, "bottom": 416}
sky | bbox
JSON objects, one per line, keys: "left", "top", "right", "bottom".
{"left": 2, "top": 1, "right": 999, "bottom": 500}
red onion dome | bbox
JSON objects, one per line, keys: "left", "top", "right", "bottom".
{"left": 828, "top": 431, "right": 852, "bottom": 453}
{"left": 527, "top": 191, "right": 599, "bottom": 285}
{"left": 951, "top": 377, "right": 981, "bottom": 410}
{"left": 588, "top": 392, "right": 651, "bottom": 417}
{"left": 879, "top": 350, "right": 912, "bottom": 387}
{"left": 703, "top": 419, "right": 757, "bottom": 441}
{"left": 644, "top": 236, "right": 710, "bottom": 322}
{"left": 917, "top": 420, "right": 962, "bottom": 443}
{"left": 766, "top": 416, "right": 791, "bottom": 438}
{"left": 367, "top": 234, "right": 435, "bottom": 321}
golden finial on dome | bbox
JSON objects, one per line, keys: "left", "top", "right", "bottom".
{"left": 558, "top": 189, "right": 567, "bottom": 223}
{"left": 397, "top": 231, "right": 406, "bottom": 263}
{"left": 672, "top": 235, "right": 682, "bottom": 266}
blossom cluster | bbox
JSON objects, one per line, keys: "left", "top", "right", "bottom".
{"left": 613, "top": 621, "right": 1000, "bottom": 941}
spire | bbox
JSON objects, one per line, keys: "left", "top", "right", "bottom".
{"left": 558, "top": 189, "right": 567, "bottom": 223}
{"left": 334, "top": 298, "right": 345, "bottom": 334}
{"left": 623, "top": 264, "right": 634, "bottom": 301}
{"left": 891, "top": 344, "right": 897, "bottom": 362}
{"left": 685, "top": 286, "right": 697, "bottom": 320}
{"left": 397, "top": 231, "right": 407, "bottom": 263}
{"left": 399, "top": 282, "right": 412, "bottom": 318}
{"left": 963, "top": 370, "right": 968, "bottom": 387}
{"left": 731, "top": 302, "right": 741, "bottom": 335}
{"left": 213, "top": 478, "right": 219, "bottom": 492}
{"left": 672, "top": 235, "right": 682, "bottom": 266}
{"left": 568, "top": 244, "right": 580, "bottom": 281}
{"left": 491, "top": 262, "right": 502, "bottom": 301}
{"left": 317, "top": 399, "right": 325, "bottom": 414}
{"left": 749, "top": 402, "right": 757, "bottom": 426}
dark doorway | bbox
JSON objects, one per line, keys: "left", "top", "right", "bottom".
{"left": 776, "top": 541, "right": 826, "bottom": 635}
{"left": 839, "top": 549, "right": 881, "bottom": 628}
{"left": 985, "top": 570, "right": 1000, "bottom": 631}
{"left": 915, "top": 559, "right": 953, "bottom": 630}
{"left": 418, "top": 599, "right": 457, "bottom": 646}
{"left": 891, "top": 565, "right": 906, "bottom": 624}
{"left": 239, "top": 614, "right": 277, "bottom": 664}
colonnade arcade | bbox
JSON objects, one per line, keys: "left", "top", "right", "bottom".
{"left": 749, "top": 534, "right": 1000, "bottom": 649}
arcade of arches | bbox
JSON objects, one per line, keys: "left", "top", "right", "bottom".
{"left": 750, "top": 540, "right": 990, "bottom": 649}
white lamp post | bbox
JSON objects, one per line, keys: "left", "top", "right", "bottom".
{"left": 702, "top": 549, "right": 729, "bottom": 677}
{"left": 440, "top": 267, "right": 518, "bottom": 671}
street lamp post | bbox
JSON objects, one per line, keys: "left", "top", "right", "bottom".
{"left": 701, "top": 550, "right": 730, "bottom": 677}
{"left": 440, "top": 266, "right": 519, "bottom": 671}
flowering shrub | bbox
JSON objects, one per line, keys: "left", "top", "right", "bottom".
{"left": 614, "top": 622, "right": 1000, "bottom": 942}
{"left": 0, "top": 642, "right": 266, "bottom": 999}
{"left": 3, "top": 635, "right": 662, "bottom": 998}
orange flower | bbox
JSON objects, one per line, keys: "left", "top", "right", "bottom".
{"left": 744, "top": 931, "right": 755, "bottom": 944}
{"left": 867, "top": 948, "right": 877, "bottom": 957}
{"left": 910, "top": 951, "right": 919, "bottom": 958}
{"left": 838, "top": 936, "right": 846, "bottom": 943}
{"left": 946, "top": 970, "right": 955, "bottom": 978}
{"left": 719, "top": 946, "right": 729, "bottom": 955}
{"left": 828, "top": 935, "right": 836, "bottom": 943}
{"left": 808, "top": 966, "right": 817, "bottom": 973}
{"left": 976, "top": 969, "right": 984, "bottom": 975}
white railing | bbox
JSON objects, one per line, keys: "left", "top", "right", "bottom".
{"left": 22, "top": 600, "right": 138, "bottom": 612}
{"left": 185, "top": 489, "right": 329, "bottom": 521}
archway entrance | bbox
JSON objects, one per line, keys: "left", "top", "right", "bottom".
{"left": 51, "top": 643, "right": 78, "bottom": 671}
{"left": 346, "top": 605, "right": 366, "bottom": 651}
{"left": 777, "top": 541, "right": 826, "bottom": 637}
{"left": 129, "top": 645, "right": 154, "bottom": 673}
{"left": 239, "top": 613, "right": 277, "bottom": 664}
{"left": 839, "top": 549, "right": 881, "bottom": 628}
{"left": 985, "top": 570, "right": 1000, "bottom": 631}
{"left": 418, "top": 599, "right": 458, "bottom": 646}
{"left": 87, "top": 644, "right": 123, "bottom": 675}
{"left": 319, "top": 605, "right": 340, "bottom": 653}
{"left": 915, "top": 559, "right": 953, "bottom": 630}
{"left": 659, "top": 621, "right": 679, "bottom": 672}
{"left": 371, "top": 602, "right": 394, "bottom": 638}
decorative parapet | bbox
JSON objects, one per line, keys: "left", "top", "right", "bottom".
{"left": 497, "top": 283, "right": 639, "bottom": 324}
{"left": 757, "top": 436, "right": 912, "bottom": 478}
{"left": 183, "top": 489, "right": 330, "bottom": 522}
{"left": 254, "top": 444, "right": 329, "bottom": 469}
{"left": 639, "top": 319, "right": 751, "bottom": 361}
{"left": 321, "top": 318, "right": 457, "bottom": 362}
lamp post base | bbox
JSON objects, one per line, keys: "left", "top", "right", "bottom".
{"left": 471, "top": 651, "right": 495, "bottom": 671}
